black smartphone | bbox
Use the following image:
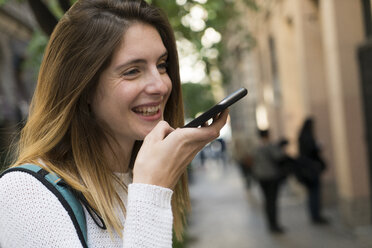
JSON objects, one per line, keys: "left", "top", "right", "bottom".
{"left": 183, "top": 87, "right": 248, "bottom": 128}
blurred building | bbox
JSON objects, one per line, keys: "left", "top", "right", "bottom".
{"left": 0, "top": 2, "right": 35, "bottom": 167}
{"left": 222, "top": 0, "right": 259, "bottom": 161}
{"left": 227, "top": 0, "right": 372, "bottom": 228}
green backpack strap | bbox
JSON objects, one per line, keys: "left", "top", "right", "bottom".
{"left": 1, "top": 164, "right": 88, "bottom": 248}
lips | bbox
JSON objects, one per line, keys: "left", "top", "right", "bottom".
{"left": 132, "top": 104, "right": 161, "bottom": 116}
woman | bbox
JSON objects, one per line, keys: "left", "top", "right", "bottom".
{"left": 0, "top": 0, "right": 228, "bottom": 247}
{"left": 298, "top": 118, "right": 328, "bottom": 225}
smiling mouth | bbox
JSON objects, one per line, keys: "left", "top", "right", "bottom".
{"left": 132, "top": 105, "right": 161, "bottom": 116}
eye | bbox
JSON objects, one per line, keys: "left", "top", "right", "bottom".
{"left": 157, "top": 61, "right": 168, "bottom": 74}
{"left": 123, "top": 68, "right": 140, "bottom": 77}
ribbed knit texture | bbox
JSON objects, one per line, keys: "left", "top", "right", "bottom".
{"left": 0, "top": 171, "right": 173, "bottom": 248}
{"left": 123, "top": 184, "right": 173, "bottom": 248}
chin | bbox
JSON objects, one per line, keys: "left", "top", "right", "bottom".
{"left": 137, "top": 127, "right": 155, "bottom": 140}
{"left": 134, "top": 117, "right": 165, "bottom": 140}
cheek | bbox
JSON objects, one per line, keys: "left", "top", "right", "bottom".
{"left": 91, "top": 85, "right": 123, "bottom": 123}
{"left": 90, "top": 89, "right": 106, "bottom": 119}
{"left": 117, "top": 84, "right": 142, "bottom": 107}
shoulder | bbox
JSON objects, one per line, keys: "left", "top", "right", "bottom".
{"left": 0, "top": 170, "right": 82, "bottom": 247}
{"left": 0, "top": 169, "right": 45, "bottom": 195}
{"left": 0, "top": 170, "right": 54, "bottom": 223}
{"left": 0, "top": 169, "right": 67, "bottom": 221}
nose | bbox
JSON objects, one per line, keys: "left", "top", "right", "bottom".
{"left": 145, "top": 67, "right": 171, "bottom": 96}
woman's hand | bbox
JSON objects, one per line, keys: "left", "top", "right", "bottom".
{"left": 133, "top": 110, "right": 229, "bottom": 189}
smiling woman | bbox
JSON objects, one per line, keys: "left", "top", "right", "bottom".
{"left": 0, "top": 0, "right": 229, "bottom": 247}
{"left": 91, "top": 22, "right": 172, "bottom": 146}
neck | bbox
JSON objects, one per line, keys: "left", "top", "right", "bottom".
{"left": 104, "top": 137, "right": 135, "bottom": 173}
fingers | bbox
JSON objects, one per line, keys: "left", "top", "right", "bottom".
{"left": 144, "top": 120, "right": 174, "bottom": 142}
{"left": 161, "top": 109, "right": 229, "bottom": 150}
{"left": 175, "top": 109, "right": 229, "bottom": 143}
{"left": 211, "top": 109, "right": 229, "bottom": 129}
{"left": 201, "top": 121, "right": 208, "bottom": 127}
{"left": 198, "top": 109, "right": 229, "bottom": 141}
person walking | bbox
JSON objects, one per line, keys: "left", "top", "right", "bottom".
{"left": 252, "top": 129, "right": 286, "bottom": 234}
{"left": 297, "top": 118, "right": 329, "bottom": 225}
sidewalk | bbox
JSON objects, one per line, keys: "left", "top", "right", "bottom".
{"left": 186, "top": 159, "right": 372, "bottom": 248}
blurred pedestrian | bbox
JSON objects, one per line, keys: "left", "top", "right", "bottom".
{"left": 252, "top": 129, "right": 286, "bottom": 234}
{"left": 276, "top": 138, "right": 297, "bottom": 183}
{"left": 297, "top": 118, "right": 329, "bottom": 225}
{"left": 232, "top": 138, "right": 254, "bottom": 188}
{"left": 215, "top": 138, "right": 227, "bottom": 166}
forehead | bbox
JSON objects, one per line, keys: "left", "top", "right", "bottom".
{"left": 113, "top": 22, "right": 166, "bottom": 61}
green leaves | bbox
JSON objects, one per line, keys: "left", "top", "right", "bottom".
{"left": 151, "top": 0, "right": 256, "bottom": 86}
{"left": 182, "top": 83, "right": 215, "bottom": 119}
{"left": 24, "top": 29, "right": 49, "bottom": 79}
{"left": 0, "top": 0, "right": 9, "bottom": 5}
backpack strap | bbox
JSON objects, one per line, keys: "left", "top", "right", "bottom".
{"left": 1, "top": 164, "right": 88, "bottom": 248}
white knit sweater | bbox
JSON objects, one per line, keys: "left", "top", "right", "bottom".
{"left": 0, "top": 171, "right": 173, "bottom": 248}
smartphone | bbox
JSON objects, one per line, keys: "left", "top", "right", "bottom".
{"left": 183, "top": 87, "right": 248, "bottom": 128}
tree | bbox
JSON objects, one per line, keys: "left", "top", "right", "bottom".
{"left": 182, "top": 82, "right": 215, "bottom": 119}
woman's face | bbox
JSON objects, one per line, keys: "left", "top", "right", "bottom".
{"left": 91, "top": 22, "right": 172, "bottom": 143}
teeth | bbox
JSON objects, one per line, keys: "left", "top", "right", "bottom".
{"left": 133, "top": 105, "right": 160, "bottom": 116}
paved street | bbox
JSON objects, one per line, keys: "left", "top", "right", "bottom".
{"left": 186, "top": 158, "right": 372, "bottom": 248}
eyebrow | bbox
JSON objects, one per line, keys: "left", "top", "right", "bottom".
{"left": 114, "top": 51, "right": 168, "bottom": 73}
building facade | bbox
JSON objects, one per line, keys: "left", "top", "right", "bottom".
{"left": 228, "top": 0, "right": 372, "bottom": 227}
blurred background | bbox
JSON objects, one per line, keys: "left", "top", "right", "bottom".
{"left": 1, "top": 0, "right": 372, "bottom": 247}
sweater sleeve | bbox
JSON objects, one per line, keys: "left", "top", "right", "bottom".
{"left": 123, "top": 183, "right": 173, "bottom": 248}
{"left": 0, "top": 171, "right": 83, "bottom": 248}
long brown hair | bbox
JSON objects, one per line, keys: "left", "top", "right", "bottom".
{"left": 13, "top": 0, "right": 189, "bottom": 240}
